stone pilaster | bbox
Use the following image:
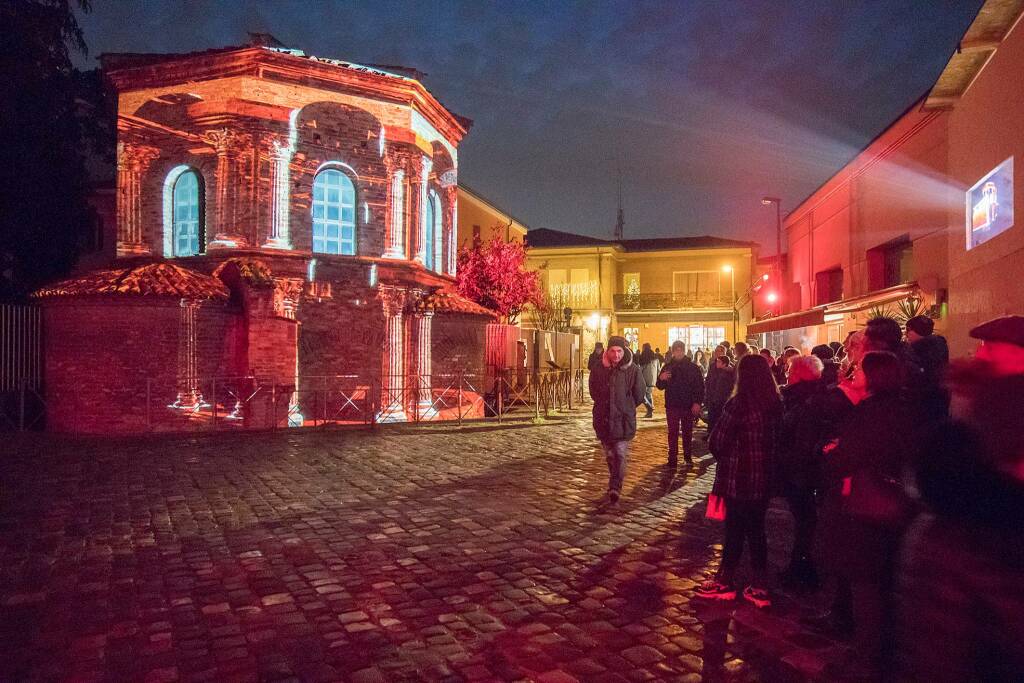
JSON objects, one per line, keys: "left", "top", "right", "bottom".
{"left": 383, "top": 153, "right": 408, "bottom": 259}
{"left": 264, "top": 135, "right": 295, "bottom": 249}
{"left": 171, "top": 298, "right": 205, "bottom": 411}
{"left": 116, "top": 142, "right": 160, "bottom": 257}
{"left": 414, "top": 156, "right": 433, "bottom": 265}
{"left": 414, "top": 309, "right": 434, "bottom": 409}
{"left": 204, "top": 128, "right": 251, "bottom": 249}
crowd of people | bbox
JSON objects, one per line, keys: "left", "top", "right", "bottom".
{"left": 587, "top": 314, "right": 1024, "bottom": 681}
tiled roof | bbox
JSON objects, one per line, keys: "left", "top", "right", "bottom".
{"left": 212, "top": 257, "right": 275, "bottom": 287}
{"left": 417, "top": 288, "right": 498, "bottom": 319}
{"left": 526, "top": 228, "right": 755, "bottom": 251}
{"left": 34, "top": 262, "right": 230, "bottom": 300}
{"left": 525, "top": 228, "right": 613, "bottom": 248}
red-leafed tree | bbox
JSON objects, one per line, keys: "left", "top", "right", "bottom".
{"left": 456, "top": 233, "right": 540, "bottom": 323}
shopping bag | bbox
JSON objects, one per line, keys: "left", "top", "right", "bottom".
{"left": 705, "top": 494, "right": 727, "bottom": 521}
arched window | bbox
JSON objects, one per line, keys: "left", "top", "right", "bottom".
{"left": 426, "top": 189, "right": 443, "bottom": 273}
{"left": 312, "top": 167, "right": 356, "bottom": 255}
{"left": 172, "top": 169, "right": 203, "bottom": 256}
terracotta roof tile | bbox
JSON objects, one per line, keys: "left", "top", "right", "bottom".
{"left": 417, "top": 287, "right": 498, "bottom": 318}
{"left": 34, "top": 262, "right": 230, "bottom": 300}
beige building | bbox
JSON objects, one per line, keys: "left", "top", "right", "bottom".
{"left": 456, "top": 185, "right": 528, "bottom": 250}
{"left": 525, "top": 228, "right": 760, "bottom": 355}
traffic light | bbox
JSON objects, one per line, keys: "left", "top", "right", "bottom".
{"left": 757, "top": 273, "right": 781, "bottom": 316}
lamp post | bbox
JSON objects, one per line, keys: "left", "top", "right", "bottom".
{"left": 722, "top": 264, "right": 736, "bottom": 342}
{"left": 761, "top": 196, "right": 782, "bottom": 277}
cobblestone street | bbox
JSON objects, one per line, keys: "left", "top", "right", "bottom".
{"left": 1, "top": 414, "right": 854, "bottom": 682}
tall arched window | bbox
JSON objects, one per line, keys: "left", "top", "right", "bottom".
{"left": 312, "top": 167, "right": 356, "bottom": 255}
{"left": 172, "top": 169, "right": 203, "bottom": 256}
{"left": 424, "top": 191, "right": 437, "bottom": 271}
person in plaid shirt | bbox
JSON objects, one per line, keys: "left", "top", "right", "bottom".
{"left": 697, "top": 353, "right": 782, "bottom": 608}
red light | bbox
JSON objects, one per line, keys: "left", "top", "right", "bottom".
{"left": 766, "top": 292, "right": 778, "bottom": 304}
{"left": 762, "top": 273, "right": 769, "bottom": 281}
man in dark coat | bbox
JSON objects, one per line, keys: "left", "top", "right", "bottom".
{"left": 897, "top": 316, "right": 1024, "bottom": 682}
{"left": 587, "top": 342, "right": 605, "bottom": 372}
{"left": 811, "top": 343, "right": 841, "bottom": 386}
{"left": 656, "top": 340, "right": 705, "bottom": 466}
{"left": 905, "top": 314, "right": 950, "bottom": 421}
{"left": 589, "top": 335, "right": 646, "bottom": 506}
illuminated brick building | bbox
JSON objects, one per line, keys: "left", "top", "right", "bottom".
{"left": 34, "top": 37, "right": 501, "bottom": 433}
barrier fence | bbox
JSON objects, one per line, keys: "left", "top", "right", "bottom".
{"left": 123, "top": 368, "right": 588, "bottom": 434}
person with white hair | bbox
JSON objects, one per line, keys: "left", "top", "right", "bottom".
{"left": 778, "top": 353, "right": 826, "bottom": 591}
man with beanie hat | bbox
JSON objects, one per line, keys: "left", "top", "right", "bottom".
{"left": 589, "top": 335, "right": 646, "bottom": 506}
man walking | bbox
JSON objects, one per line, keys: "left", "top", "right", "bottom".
{"left": 656, "top": 340, "right": 705, "bottom": 466}
{"left": 589, "top": 335, "right": 646, "bottom": 506}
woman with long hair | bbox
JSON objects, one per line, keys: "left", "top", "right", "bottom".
{"left": 698, "top": 354, "right": 782, "bottom": 608}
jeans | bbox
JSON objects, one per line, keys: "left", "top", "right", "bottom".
{"left": 643, "top": 386, "right": 654, "bottom": 412}
{"left": 666, "top": 405, "right": 695, "bottom": 461}
{"left": 719, "top": 498, "right": 769, "bottom": 586}
{"left": 601, "top": 440, "right": 630, "bottom": 494}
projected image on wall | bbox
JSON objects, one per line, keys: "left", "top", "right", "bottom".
{"left": 966, "top": 157, "right": 1014, "bottom": 250}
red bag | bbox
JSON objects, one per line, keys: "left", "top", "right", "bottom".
{"left": 705, "top": 494, "right": 727, "bottom": 521}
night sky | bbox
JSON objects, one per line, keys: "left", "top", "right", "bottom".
{"left": 74, "top": 1, "right": 984, "bottom": 252}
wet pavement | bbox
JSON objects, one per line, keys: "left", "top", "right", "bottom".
{"left": 0, "top": 412, "right": 859, "bottom": 682}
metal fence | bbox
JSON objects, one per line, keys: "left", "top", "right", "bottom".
{"left": 129, "top": 368, "right": 587, "bottom": 434}
{"left": 0, "top": 304, "right": 43, "bottom": 430}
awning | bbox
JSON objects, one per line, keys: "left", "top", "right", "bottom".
{"left": 747, "top": 308, "right": 825, "bottom": 335}
{"left": 823, "top": 282, "right": 919, "bottom": 315}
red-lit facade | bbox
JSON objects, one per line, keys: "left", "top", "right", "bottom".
{"left": 33, "top": 41, "right": 501, "bottom": 433}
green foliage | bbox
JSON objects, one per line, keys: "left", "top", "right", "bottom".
{"left": 867, "top": 304, "right": 895, "bottom": 322}
{"left": 0, "top": 0, "right": 108, "bottom": 300}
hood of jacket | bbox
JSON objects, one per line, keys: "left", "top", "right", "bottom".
{"left": 603, "top": 345, "right": 634, "bottom": 369}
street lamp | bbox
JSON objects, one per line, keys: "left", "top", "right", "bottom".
{"left": 761, "top": 196, "right": 782, "bottom": 278}
{"left": 722, "top": 265, "right": 736, "bottom": 342}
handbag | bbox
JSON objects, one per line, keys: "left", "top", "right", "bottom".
{"left": 843, "top": 471, "right": 911, "bottom": 526}
{"left": 705, "top": 494, "right": 727, "bottom": 521}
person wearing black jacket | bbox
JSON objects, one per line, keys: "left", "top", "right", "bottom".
{"left": 705, "top": 354, "right": 735, "bottom": 435}
{"left": 587, "top": 342, "right": 605, "bottom": 372}
{"left": 656, "top": 340, "right": 705, "bottom": 466}
{"left": 589, "top": 336, "right": 646, "bottom": 506}
{"left": 778, "top": 355, "right": 826, "bottom": 590}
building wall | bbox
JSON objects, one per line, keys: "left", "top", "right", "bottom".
{"left": 946, "top": 16, "right": 1024, "bottom": 356}
{"left": 785, "top": 108, "right": 950, "bottom": 314}
{"left": 456, "top": 187, "right": 528, "bottom": 250}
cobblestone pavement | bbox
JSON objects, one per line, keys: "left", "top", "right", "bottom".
{"left": 0, "top": 412, "right": 858, "bottom": 682}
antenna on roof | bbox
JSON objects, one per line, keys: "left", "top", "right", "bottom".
{"left": 614, "top": 162, "right": 625, "bottom": 241}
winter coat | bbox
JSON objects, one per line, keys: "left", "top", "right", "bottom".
{"left": 587, "top": 351, "right": 603, "bottom": 372}
{"left": 778, "top": 379, "right": 827, "bottom": 493}
{"left": 898, "top": 419, "right": 1024, "bottom": 682}
{"left": 704, "top": 365, "right": 735, "bottom": 408}
{"left": 708, "top": 395, "right": 781, "bottom": 501}
{"left": 589, "top": 347, "right": 646, "bottom": 444}
{"left": 910, "top": 334, "right": 949, "bottom": 388}
{"left": 821, "top": 390, "right": 921, "bottom": 580}
{"left": 640, "top": 357, "right": 661, "bottom": 388}
{"left": 655, "top": 357, "right": 705, "bottom": 409}
{"left": 820, "top": 359, "right": 841, "bottom": 386}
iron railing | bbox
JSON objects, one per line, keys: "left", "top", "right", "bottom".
{"left": 127, "top": 368, "right": 588, "bottom": 434}
{"left": 614, "top": 291, "right": 732, "bottom": 311}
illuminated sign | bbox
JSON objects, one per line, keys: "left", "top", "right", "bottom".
{"left": 966, "top": 157, "right": 1014, "bottom": 250}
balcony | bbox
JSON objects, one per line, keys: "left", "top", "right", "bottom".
{"left": 614, "top": 291, "right": 733, "bottom": 311}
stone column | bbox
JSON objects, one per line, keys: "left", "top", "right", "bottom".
{"left": 264, "top": 136, "right": 294, "bottom": 249}
{"left": 414, "top": 310, "right": 434, "bottom": 411}
{"left": 116, "top": 142, "right": 160, "bottom": 257}
{"left": 414, "top": 156, "right": 433, "bottom": 265}
{"left": 172, "top": 298, "right": 205, "bottom": 411}
{"left": 441, "top": 178, "right": 458, "bottom": 275}
{"left": 379, "top": 288, "right": 407, "bottom": 422}
{"left": 204, "top": 128, "right": 251, "bottom": 249}
{"left": 383, "top": 154, "right": 407, "bottom": 259}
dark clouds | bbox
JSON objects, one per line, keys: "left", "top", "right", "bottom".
{"left": 74, "top": 0, "right": 983, "bottom": 250}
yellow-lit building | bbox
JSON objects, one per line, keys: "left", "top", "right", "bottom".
{"left": 456, "top": 184, "right": 528, "bottom": 249}
{"left": 525, "top": 228, "right": 761, "bottom": 355}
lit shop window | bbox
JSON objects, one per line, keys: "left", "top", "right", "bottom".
{"left": 967, "top": 157, "right": 1014, "bottom": 250}
{"left": 173, "top": 169, "right": 203, "bottom": 256}
{"left": 312, "top": 168, "right": 356, "bottom": 255}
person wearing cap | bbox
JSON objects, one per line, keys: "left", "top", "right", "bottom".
{"left": 656, "top": 340, "right": 705, "bottom": 467}
{"left": 897, "top": 316, "right": 1024, "bottom": 681}
{"left": 905, "top": 314, "right": 949, "bottom": 421}
{"left": 589, "top": 335, "right": 646, "bottom": 506}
